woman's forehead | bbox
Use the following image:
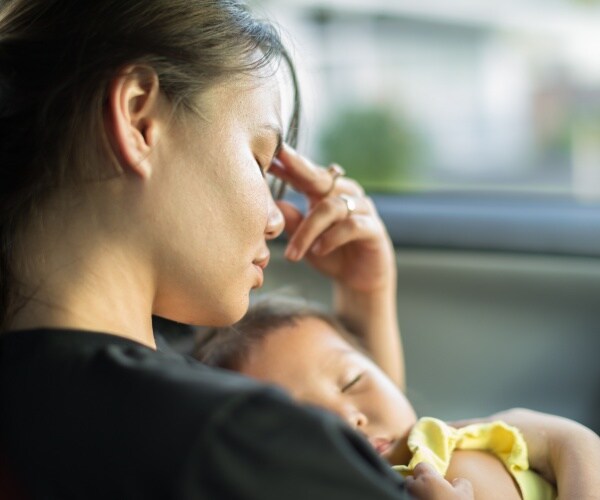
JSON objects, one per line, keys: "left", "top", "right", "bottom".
{"left": 189, "top": 71, "right": 284, "bottom": 146}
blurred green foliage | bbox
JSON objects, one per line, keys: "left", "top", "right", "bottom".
{"left": 318, "top": 105, "right": 421, "bottom": 192}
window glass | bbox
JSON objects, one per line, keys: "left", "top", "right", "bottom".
{"left": 253, "top": 0, "right": 600, "bottom": 200}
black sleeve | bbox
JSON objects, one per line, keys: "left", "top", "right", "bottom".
{"left": 176, "top": 390, "right": 412, "bottom": 500}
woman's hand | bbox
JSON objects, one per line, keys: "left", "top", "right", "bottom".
{"left": 451, "top": 408, "right": 600, "bottom": 499}
{"left": 270, "top": 145, "right": 405, "bottom": 387}
{"left": 270, "top": 145, "right": 396, "bottom": 294}
{"left": 405, "top": 463, "right": 474, "bottom": 500}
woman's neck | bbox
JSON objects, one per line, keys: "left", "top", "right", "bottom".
{"left": 9, "top": 264, "right": 157, "bottom": 350}
{"left": 8, "top": 193, "right": 157, "bottom": 349}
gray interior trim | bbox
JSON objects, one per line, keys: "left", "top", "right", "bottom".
{"left": 284, "top": 192, "right": 600, "bottom": 257}
{"left": 375, "top": 194, "right": 600, "bottom": 257}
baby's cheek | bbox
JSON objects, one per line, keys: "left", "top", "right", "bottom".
{"left": 384, "top": 392, "right": 416, "bottom": 431}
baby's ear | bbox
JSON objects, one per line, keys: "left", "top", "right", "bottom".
{"left": 106, "top": 65, "right": 162, "bottom": 179}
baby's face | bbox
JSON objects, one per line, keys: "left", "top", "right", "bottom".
{"left": 238, "top": 317, "right": 417, "bottom": 464}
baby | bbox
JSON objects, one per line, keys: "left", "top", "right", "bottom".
{"left": 195, "top": 297, "right": 555, "bottom": 500}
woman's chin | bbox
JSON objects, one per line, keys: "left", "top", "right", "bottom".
{"left": 154, "top": 293, "right": 250, "bottom": 327}
{"left": 204, "top": 295, "right": 250, "bottom": 327}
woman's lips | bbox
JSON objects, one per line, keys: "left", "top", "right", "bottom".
{"left": 253, "top": 264, "right": 264, "bottom": 287}
{"left": 253, "top": 253, "right": 270, "bottom": 270}
{"left": 252, "top": 253, "right": 270, "bottom": 288}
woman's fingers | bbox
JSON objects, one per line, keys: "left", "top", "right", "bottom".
{"left": 272, "top": 147, "right": 331, "bottom": 197}
{"left": 276, "top": 200, "right": 304, "bottom": 236}
{"left": 310, "top": 215, "right": 377, "bottom": 256}
{"left": 284, "top": 195, "right": 373, "bottom": 261}
{"left": 272, "top": 145, "right": 363, "bottom": 198}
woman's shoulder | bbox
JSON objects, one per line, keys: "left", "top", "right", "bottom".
{"left": 0, "top": 328, "right": 410, "bottom": 500}
{"left": 0, "top": 327, "right": 281, "bottom": 412}
{"left": 0, "top": 327, "right": 297, "bottom": 469}
{"left": 0, "top": 328, "right": 295, "bottom": 496}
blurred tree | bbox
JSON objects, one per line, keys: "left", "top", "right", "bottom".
{"left": 318, "top": 105, "right": 422, "bottom": 192}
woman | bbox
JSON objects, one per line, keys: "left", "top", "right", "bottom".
{"left": 0, "top": 1, "right": 597, "bottom": 499}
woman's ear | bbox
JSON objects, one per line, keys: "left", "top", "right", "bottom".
{"left": 107, "top": 65, "right": 162, "bottom": 179}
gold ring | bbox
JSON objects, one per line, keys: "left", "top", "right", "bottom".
{"left": 325, "top": 163, "right": 346, "bottom": 195}
{"left": 339, "top": 194, "right": 356, "bottom": 218}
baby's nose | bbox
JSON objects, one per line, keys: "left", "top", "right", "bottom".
{"left": 348, "top": 410, "right": 368, "bottom": 431}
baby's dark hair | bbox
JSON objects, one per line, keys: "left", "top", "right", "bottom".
{"left": 194, "top": 296, "right": 366, "bottom": 371}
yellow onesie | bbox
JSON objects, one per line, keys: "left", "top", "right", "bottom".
{"left": 393, "top": 417, "right": 556, "bottom": 500}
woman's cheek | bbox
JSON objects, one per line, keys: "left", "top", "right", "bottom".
{"left": 246, "top": 176, "right": 272, "bottom": 228}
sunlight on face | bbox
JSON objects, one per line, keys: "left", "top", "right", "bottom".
{"left": 150, "top": 67, "right": 286, "bottom": 326}
{"left": 239, "top": 317, "right": 417, "bottom": 463}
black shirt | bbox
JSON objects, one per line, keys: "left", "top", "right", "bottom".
{"left": 0, "top": 329, "right": 411, "bottom": 499}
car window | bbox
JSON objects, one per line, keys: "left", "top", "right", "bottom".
{"left": 253, "top": 0, "right": 600, "bottom": 200}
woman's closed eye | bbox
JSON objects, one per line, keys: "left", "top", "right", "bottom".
{"left": 265, "top": 170, "right": 285, "bottom": 199}
{"left": 341, "top": 373, "right": 363, "bottom": 393}
{"left": 255, "top": 157, "right": 283, "bottom": 198}
{"left": 255, "top": 158, "right": 267, "bottom": 177}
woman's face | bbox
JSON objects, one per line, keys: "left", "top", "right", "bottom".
{"left": 149, "top": 72, "right": 285, "bottom": 326}
{"left": 238, "top": 317, "right": 417, "bottom": 464}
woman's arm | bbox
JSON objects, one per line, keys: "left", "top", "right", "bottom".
{"left": 499, "top": 409, "right": 600, "bottom": 500}
{"left": 453, "top": 408, "right": 600, "bottom": 499}
{"left": 332, "top": 269, "right": 404, "bottom": 389}
{"left": 272, "top": 145, "right": 405, "bottom": 388}
{"left": 445, "top": 450, "right": 521, "bottom": 500}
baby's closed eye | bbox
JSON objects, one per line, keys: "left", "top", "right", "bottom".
{"left": 341, "top": 372, "right": 364, "bottom": 393}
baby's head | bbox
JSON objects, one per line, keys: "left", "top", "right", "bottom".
{"left": 195, "top": 297, "right": 416, "bottom": 464}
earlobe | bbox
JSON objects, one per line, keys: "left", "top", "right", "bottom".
{"left": 107, "top": 65, "right": 162, "bottom": 179}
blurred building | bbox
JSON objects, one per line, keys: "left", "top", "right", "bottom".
{"left": 252, "top": 0, "right": 600, "bottom": 196}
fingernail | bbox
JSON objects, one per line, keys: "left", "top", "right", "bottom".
{"left": 311, "top": 241, "right": 322, "bottom": 254}
{"left": 285, "top": 246, "right": 299, "bottom": 261}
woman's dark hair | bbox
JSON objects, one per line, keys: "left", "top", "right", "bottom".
{"left": 0, "top": 0, "right": 300, "bottom": 330}
{"left": 194, "top": 296, "right": 366, "bottom": 371}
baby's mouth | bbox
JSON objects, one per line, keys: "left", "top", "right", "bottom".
{"left": 369, "top": 437, "right": 395, "bottom": 456}
{"left": 374, "top": 434, "right": 412, "bottom": 467}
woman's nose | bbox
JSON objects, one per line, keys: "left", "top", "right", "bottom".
{"left": 265, "top": 196, "right": 285, "bottom": 240}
